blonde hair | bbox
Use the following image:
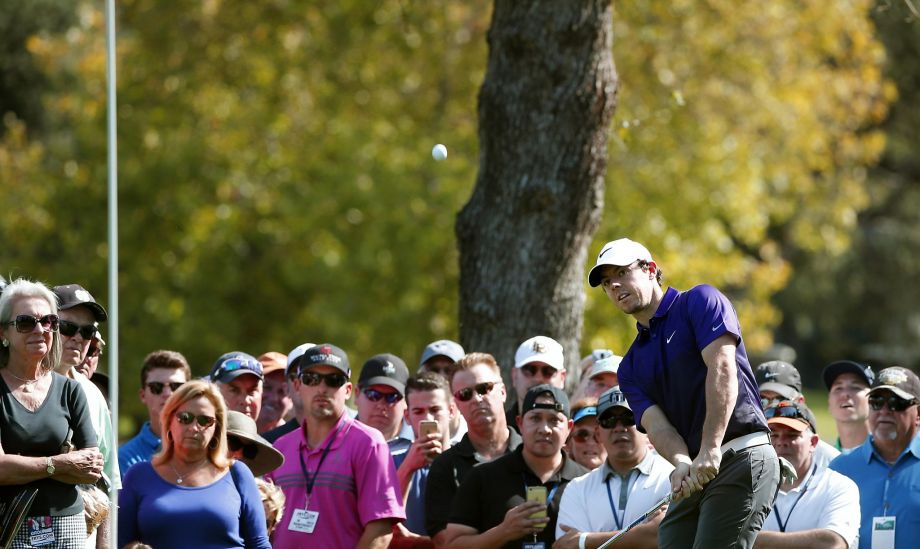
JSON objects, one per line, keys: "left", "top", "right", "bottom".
{"left": 453, "top": 352, "right": 501, "bottom": 379}
{"left": 0, "top": 278, "right": 62, "bottom": 371}
{"left": 78, "top": 484, "right": 110, "bottom": 534}
{"left": 153, "top": 380, "right": 230, "bottom": 469}
{"left": 256, "top": 478, "right": 286, "bottom": 536}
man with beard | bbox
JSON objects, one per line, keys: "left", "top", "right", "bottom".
{"left": 555, "top": 387, "right": 673, "bottom": 549}
{"left": 443, "top": 384, "right": 586, "bottom": 548}
{"left": 266, "top": 343, "right": 404, "bottom": 549}
{"left": 425, "top": 352, "right": 522, "bottom": 544}
{"left": 830, "top": 366, "right": 920, "bottom": 549}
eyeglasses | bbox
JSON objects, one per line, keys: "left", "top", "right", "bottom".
{"left": 599, "top": 413, "right": 635, "bottom": 429}
{"left": 363, "top": 388, "right": 404, "bottom": 404}
{"left": 868, "top": 395, "right": 917, "bottom": 412}
{"left": 521, "top": 364, "right": 558, "bottom": 378}
{"left": 4, "top": 314, "right": 59, "bottom": 333}
{"left": 175, "top": 411, "right": 216, "bottom": 427}
{"left": 299, "top": 371, "right": 349, "bottom": 388}
{"left": 58, "top": 320, "right": 97, "bottom": 340}
{"left": 147, "top": 381, "right": 184, "bottom": 395}
{"left": 453, "top": 381, "right": 499, "bottom": 402}
{"left": 228, "top": 436, "right": 258, "bottom": 460}
{"left": 571, "top": 428, "right": 595, "bottom": 443}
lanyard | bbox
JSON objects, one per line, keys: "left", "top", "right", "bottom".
{"left": 298, "top": 423, "right": 343, "bottom": 506}
{"left": 773, "top": 463, "right": 817, "bottom": 532}
{"left": 605, "top": 478, "right": 624, "bottom": 531}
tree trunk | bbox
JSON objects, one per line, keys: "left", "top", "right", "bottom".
{"left": 456, "top": 0, "right": 617, "bottom": 392}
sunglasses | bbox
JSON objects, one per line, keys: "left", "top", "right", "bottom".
{"left": 599, "top": 413, "right": 635, "bottom": 429}
{"left": 147, "top": 381, "right": 184, "bottom": 395}
{"left": 228, "top": 436, "right": 258, "bottom": 460}
{"left": 175, "top": 411, "right": 216, "bottom": 427}
{"left": 214, "top": 358, "right": 261, "bottom": 379}
{"left": 763, "top": 402, "right": 810, "bottom": 423}
{"left": 571, "top": 428, "right": 595, "bottom": 443}
{"left": 58, "top": 320, "right": 97, "bottom": 340}
{"left": 521, "top": 364, "right": 559, "bottom": 378}
{"left": 299, "top": 371, "right": 349, "bottom": 388}
{"left": 4, "top": 314, "right": 59, "bottom": 333}
{"left": 868, "top": 395, "right": 916, "bottom": 412}
{"left": 760, "top": 396, "right": 784, "bottom": 410}
{"left": 363, "top": 388, "right": 404, "bottom": 404}
{"left": 453, "top": 381, "right": 499, "bottom": 402}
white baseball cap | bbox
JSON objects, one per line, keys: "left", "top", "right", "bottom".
{"left": 589, "top": 355, "right": 622, "bottom": 379}
{"left": 514, "top": 336, "right": 565, "bottom": 371}
{"left": 588, "top": 238, "right": 653, "bottom": 287}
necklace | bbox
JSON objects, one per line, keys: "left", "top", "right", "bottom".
{"left": 168, "top": 459, "right": 208, "bottom": 484}
{"left": 4, "top": 369, "right": 46, "bottom": 384}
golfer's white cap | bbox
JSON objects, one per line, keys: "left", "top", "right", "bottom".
{"left": 588, "top": 238, "right": 653, "bottom": 287}
{"left": 514, "top": 336, "right": 565, "bottom": 371}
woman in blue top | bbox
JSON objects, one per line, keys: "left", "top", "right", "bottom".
{"left": 119, "top": 380, "right": 271, "bottom": 548}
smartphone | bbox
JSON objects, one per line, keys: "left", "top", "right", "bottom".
{"left": 526, "top": 486, "right": 547, "bottom": 519}
{"left": 419, "top": 420, "right": 440, "bottom": 439}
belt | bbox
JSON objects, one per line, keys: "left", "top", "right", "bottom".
{"left": 720, "top": 432, "right": 770, "bottom": 455}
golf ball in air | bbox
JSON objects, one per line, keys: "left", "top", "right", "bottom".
{"left": 432, "top": 144, "right": 448, "bottom": 161}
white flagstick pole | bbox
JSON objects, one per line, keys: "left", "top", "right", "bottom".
{"left": 104, "top": 0, "right": 119, "bottom": 546}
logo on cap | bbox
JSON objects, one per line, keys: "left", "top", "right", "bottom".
{"left": 763, "top": 372, "right": 777, "bottom": 380}
{"left": 532, "top": 340, "right": 546, "bottom": 353}
{"left": 879, "top": 369, "right": 908, "bottom": 386}
{"left": 74, "top": 289, "right": 92, "bottom": 302}
{"left": 382, "top": 361, "right": 396, "bottom": 376}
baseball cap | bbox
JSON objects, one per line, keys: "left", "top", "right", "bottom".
{"left": 868, "top": 367, "right": 920, "bottom": 402}
{"left": 754, "top": 360, "right": 802, "bottom": 400}
{"left": 53, "top": 284, "right": 108, "bottom": 322}
{"left": 588, "top": 238, "right": 653, "bottom": 288}
{"left": 597, "top": 386, "right": 631, "bottom": 417}
{"left": 521, "top": 384, "right": 570, "bottom": 418}
{"left": 589, "top": 355, "right": 622, "bottom": 379}
{"left": 765, "top": 401, "right": 817, "bottom": 433}
{"left": 257, "top": 352, "right": 287, "bottom": 376}
{"left": 419, "top": 339, "right": 465, "bottom": 367}
{"left": 572, "top": 405, "right": 597, "bottom": 424}
{"left": 226, "top": 411, "right": 285, "bottom": 477}
{"left": 514, "top": 336, "right": 565, "bottom": 371}
{"left": 209, "top": 352, "right": 263, "bottom": 383}
{"left": 285, "top": 343, "right": 316, "bottom": 377}
{"left": 822, "top": 360, "right": 875, "bottom": 390}
{"left": 358, "top": 353, "right": 410, "bottom": 394}
{"left": 299, "top": 344, "right": 350, "bottom": 377}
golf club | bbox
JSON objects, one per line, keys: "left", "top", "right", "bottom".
{"left": 597, "top": 492, "right": 671, "bottom": 549}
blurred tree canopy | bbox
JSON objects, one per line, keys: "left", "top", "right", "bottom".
{"left": 0, "top": 0, "right": 892, "bottom": 435}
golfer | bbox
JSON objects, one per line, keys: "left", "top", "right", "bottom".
{"left": 588, "top": 238, "right": 779, "bottom": 548}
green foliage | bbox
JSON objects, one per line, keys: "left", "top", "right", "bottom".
{"left": 0, "top": 1, "right": 892, "bottom": 435}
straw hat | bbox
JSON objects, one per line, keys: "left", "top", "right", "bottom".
{"left": 226, "top": 411, "right": 285, "bottom": 476}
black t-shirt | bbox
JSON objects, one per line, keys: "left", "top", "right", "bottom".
{"left": 425, "top": 428, "right": 523, "bottom": 536}
{"left": 0, "top": 372, "right": 97, "bottom": 516}
{"left": 448, "top": 446, "right": 587, "bottom": 548}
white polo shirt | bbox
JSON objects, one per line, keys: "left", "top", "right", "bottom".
{"left": 761, "top": 462, "right": 860, "bottom": 548}
{"left": 814, "top": 439, "right": 841, "bottom": 470}
{"left": 555, "top": 449, "right": 673, "bottom": 539}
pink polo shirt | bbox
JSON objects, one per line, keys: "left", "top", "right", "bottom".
{"left": 266, "top": 412, "right": 405, "bottom": 548}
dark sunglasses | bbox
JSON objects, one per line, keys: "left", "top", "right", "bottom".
{"left": 869, "top": 395, "right": 916, "bottom": 412}
{"left": 214, "top": 358, "right": 262, "bottom": 379}
{"left": 58, "top": 320, "right": 97, "bottom": 340}
{"left": 299, "top": 371, "right": 349, "bottom": 388}
{"left": 4, "top": 314, "right": 59, "bottom": 333}
{"left": 363, "top": 388, "right": 404, "bottom": 404}
{"left": 571, "top": 428, "right": 595, "bottom": 443}
{"left": 521, "top": 364, "right": 558, "bottom": 378}
{"left": 228, "top": 436, "right": 258, "bottom": 459}
{"left": 147, "top": 381, "right": 184, "bottom": 395}
{"left": 599, "top": 413, "right": 635, "bottom": 429}
{"left": 453, "top": 381, "right": 498, "bottom": 402}
{"left": 175, "top": 411, "right": 216, "bottom": 427}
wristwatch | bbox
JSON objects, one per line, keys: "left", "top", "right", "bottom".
{"left": 46, "top": 456, "right": 55, "bottom": 476}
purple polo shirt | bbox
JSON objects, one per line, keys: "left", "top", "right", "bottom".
{"left": 618, "top": 285, "right": 767, "bottom": 458}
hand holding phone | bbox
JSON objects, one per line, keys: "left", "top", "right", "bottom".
{"left": 526, "top": 486, "right": 547, "bottom": 519}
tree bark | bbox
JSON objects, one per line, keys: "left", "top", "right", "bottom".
{"left": 456, "top": 0, "right": 617, "bottom": 390}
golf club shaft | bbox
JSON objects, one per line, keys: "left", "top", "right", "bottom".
{"left": 597, "top": 493, "right": 671, "bottom": 549}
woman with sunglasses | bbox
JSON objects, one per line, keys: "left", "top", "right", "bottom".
{"left": 118, "top": 380, "right": 271, "bottom": 548}
{"left": 0, "top": 278, "right": 104, "bottom": 549}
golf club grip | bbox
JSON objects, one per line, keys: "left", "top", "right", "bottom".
{"left": 597, "top": 493, "right": 671, "bottom": 549}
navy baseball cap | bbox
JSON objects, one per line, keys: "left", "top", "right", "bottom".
{"left": 822, "top": 360, "right": 874, "bottom": 390}
{"left": 210, "top": 352, "right": 263, "bottom": 383}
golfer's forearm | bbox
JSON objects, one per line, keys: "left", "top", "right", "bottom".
{"left": 641, "top": 406, "right": 691, "bottom": 465}
{"left": 754, "top": 529, "right": 847, "bottom": 549}
{"left": 701, "top": 338, "right": 737, "bottom": 451}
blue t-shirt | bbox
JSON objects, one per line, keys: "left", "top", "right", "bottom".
{"left": 829, "top": 433, "right": 920, "bottom": 549}
{"left": 618, "top": 285, "right": 767, "bottom": 458}
{"left": 118, "top": 421, "right": 160, "bottom": 479}
{"left": 392, "top": 450, "right": 430, "bottom": 536}
{"left": 118, "top": 460, "right": 271, "bottom": 549}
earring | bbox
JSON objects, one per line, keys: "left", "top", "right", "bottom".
{"left": 1, "top": 339, "right": 7, "bottom": 347}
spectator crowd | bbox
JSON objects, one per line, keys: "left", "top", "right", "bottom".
{"left": 1, "top": 237, "right": 919, "bottom": 549}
